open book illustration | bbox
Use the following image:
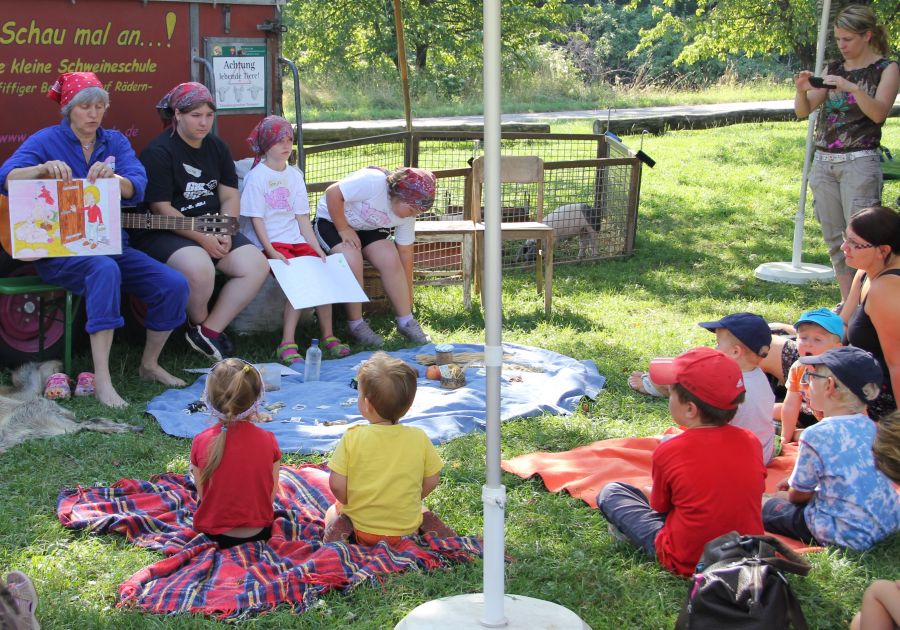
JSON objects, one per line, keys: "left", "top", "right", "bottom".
{"left": 6, "top": 178, "right": 121, "bottom": 259}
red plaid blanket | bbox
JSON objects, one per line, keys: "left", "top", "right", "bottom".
{"left": 57, "top": 464, "right": 481, "bottom": 618}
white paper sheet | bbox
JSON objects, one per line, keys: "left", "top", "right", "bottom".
{"left": 268, "top": 253, "right": 369, "bottom": 310}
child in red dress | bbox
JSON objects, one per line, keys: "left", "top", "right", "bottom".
{"left": 190, "top": 358, "right": 281, "bottom": 548}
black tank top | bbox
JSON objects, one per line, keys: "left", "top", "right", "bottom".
{"left": 847, "top": 269, "right": 900, "bottom": 394}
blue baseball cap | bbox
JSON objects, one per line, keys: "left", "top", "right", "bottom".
{"left": 698, "top": 312, "right": 772, "bottom": 357}
{"left": 799, "top": 346, "right": 883, "bottom": 402}
{"left": 794, "top": 307, "right": 844, "bottom": 338}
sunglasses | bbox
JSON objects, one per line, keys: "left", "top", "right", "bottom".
{"left": 841, "top": 231, "right": 876, "bottom": 250}
{"left": 799, "top": 370, "right": 830, "bottom": 385}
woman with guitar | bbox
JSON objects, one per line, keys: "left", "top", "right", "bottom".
{"left": 0, "top": 72, "right": 190, "bottom": 407}
{"left": 132, "top": 82, "right": 269, "bottom": 361}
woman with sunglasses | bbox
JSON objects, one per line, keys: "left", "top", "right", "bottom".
{"left": 841, "top": 205, "right": 900, "bottom": 419}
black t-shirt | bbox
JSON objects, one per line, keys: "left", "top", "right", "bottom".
{"left": 140, "top": 130, "right": 238, "bottom": 218}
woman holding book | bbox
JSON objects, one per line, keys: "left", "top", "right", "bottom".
{"left": 0, "top": 72, "right": 189, "bottom": 407}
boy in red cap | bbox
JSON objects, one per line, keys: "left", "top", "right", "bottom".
{"left": 598, "top": 347, "right": 766, "bottom": 577}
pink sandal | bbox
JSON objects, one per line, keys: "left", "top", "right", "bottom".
{"left": 275, "top": 342, "right": 304, "bottom": 366}
{"left": 323, "top": 336, "right": 351, "bottom": 358}
{"left": 44, "top": 373, "right": 71, "bottom": 399}
{"left": 74, "top": 372, "right": 95, "bottom": 397}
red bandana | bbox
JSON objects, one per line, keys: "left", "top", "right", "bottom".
{"left": 46, "top": 72, "right": 104, "bottom": 107}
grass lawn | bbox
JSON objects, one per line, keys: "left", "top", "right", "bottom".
{"left": 291, "top": 79, "right": 795, "bottom": 122}
{"left": 1, "top": 119, "right": 899, "bottom": 629}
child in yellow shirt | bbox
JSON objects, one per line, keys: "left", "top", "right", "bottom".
{"left": 323, "top": 352, "right": 456, "bottom": 545}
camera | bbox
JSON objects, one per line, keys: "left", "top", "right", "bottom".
{"left": 808, "top": 76, "right": 835, "bottom": 89}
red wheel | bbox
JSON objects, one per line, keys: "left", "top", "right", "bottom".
{"left": 0, "top": 265, "right": 67, "bottom": 366}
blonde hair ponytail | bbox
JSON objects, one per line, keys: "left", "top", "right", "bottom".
{"left": 198, "top": 359, "right": 263, "bottom": 488}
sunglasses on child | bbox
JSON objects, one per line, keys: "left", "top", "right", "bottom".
{"left": 799, "top": 370, "right": 830, "bottom": 385}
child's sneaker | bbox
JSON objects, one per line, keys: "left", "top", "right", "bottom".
{"left": 348, "top": 320, "right": 384, "bottom": 347}
{"left": 185, "top": 325, "right": 228, "bottom": 361}
{"left": 397, "top": 318, "right": 430, "bottom": 344}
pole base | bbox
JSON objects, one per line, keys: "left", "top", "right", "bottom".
{"left": 395, "top": 593, "right": 590, "bottom": 629}
{"left": 754, "top": 261, "right": 835, "bottom": 284}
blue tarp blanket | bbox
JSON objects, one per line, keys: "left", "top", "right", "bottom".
{"left": 148, "top": 343, "right": 605, "bottom": 453}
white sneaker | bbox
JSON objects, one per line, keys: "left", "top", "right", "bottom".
{"left": 348, "top": 320, "right": 384, "bottom": 346}
{"left": 397, "top": 318, "right": 430, "bottom": 344}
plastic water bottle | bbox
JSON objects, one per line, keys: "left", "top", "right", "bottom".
{"left": 304, "top": 339, "right": 322, "bottom": 382}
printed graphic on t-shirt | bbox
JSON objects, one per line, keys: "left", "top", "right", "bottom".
{"left": 184, "top": 180, "right": 217, "bottom": 201}
{"left": 183, "top": 163, "right": 202, "bottom": 178}
{"left": 355, "top": 202, "right": 389, "bottom": 227}
{"left": 265, "top": 186, "right": 291, "bottom": 210}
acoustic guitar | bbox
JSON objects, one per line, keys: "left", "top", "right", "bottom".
{"left": 0, "top": 194, "right": 237, "bottom": 255}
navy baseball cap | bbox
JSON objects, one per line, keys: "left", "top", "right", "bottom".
{"left": 794, "top": 307, "right": 844, "bottom": 338}
{"left": 698, "top": 312, "right": 772, "bottom": 357}
{"left": 799, "top": 346, "right": 883, "bottom": 402}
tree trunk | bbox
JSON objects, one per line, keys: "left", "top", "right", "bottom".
{"left": 415, "top": 43, "right": 428, "bottom": 70}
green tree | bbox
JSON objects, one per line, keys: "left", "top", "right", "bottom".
{"left": 630, "top": 0, "right": 898, "bottom": 69}
{"left": 282, "top": 0, "right": 572, "bottom": 84}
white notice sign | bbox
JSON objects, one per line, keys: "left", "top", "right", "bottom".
{"left": 212, "top": 56, "right": 265, "bottom": 109}
{"left": 269, "top": 253, "right": 370, "bottom": 310}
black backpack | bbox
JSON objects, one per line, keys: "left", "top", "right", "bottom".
{"left": 675, "top": 531, "right": 812, "bottom": 630}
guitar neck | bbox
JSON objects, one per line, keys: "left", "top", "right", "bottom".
{"left": 121, "top": 213, "right": 200, "bottom": 231}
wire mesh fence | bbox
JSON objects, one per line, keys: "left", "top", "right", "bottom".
{"left": 299, "top": 131, "right": 641, "bottom": 294}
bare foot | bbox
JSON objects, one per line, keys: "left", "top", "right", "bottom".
{"left": 94, "top": 380, "right": 128, "bottom": 408}
{"left": 419, "top": 510, "right": 457, "bottom": 538}
{"left": 628, "top": 371, "right": 650, "bottom": 394}
{"left": 139, "top": 364, "right": 186, "bottom": 387}
{"left": 322, "top": 514, "right": 354, "bottom": 543}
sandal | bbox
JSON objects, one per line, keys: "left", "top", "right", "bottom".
{"left": 276, "top": 342, "right": 304, "bottom": 366}
{"left": 44, "top": 373, "right": 71, "bottom": 399}
{"left": 323, "top": 336, "right": 351, "bottom": 358}
{"left": 6, "top": 571, "right": 39, "bottom": 630}
{"left": 74, "top": 372, "right": 95, "bottom": 397}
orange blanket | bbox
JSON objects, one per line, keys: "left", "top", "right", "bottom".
{"left": 502, "top": 436, "right": 817, "bottom": 551}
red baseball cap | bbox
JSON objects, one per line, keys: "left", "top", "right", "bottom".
{"left": 649, "top": 347, "right": 745, "bottom": 409}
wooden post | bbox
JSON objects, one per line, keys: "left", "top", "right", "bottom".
{"left": 392, "top": 0, "right": 413, "bottom": 142}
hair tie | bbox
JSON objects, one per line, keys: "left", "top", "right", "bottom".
{"left": 242, "top": 364, "right": 252, "bottom": 373}
{"left": 220, "top": 423, "right": 228, "bottom": 433}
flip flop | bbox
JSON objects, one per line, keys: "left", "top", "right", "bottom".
{"left": 6, "top": 571, "right": 39, "bottom": 630}
{"left": 627, "top": 371, "right": 663, "bottom": 397}
{"left": 43, "top": 373, "right": 71, "bottom": 400}
{"left": 323, "top": 336, "right": 351, "bottom": 358}
{"left": 275, "top": 342, "right": 304, "bottom": 366}
{"left": 74, "top": 372, "right": 95, "bottom": 397}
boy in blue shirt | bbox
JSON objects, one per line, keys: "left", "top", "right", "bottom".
{"left": 763, "top": 347, "right": 900, "bottom": 550}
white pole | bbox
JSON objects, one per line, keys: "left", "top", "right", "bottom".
{"left": 792, "top": 0, "right": 832, "bottom": 266}
{"left": 481, "top": 0, "right": 506, "bottom": 627}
